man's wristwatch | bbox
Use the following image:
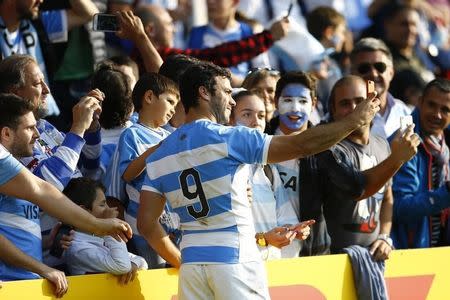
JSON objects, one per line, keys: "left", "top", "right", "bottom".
{"left": 377, "top": 233, "right": 393, "bottom": 248}
{"left": 256, "top": 232, "right": 268, "bottom": 247}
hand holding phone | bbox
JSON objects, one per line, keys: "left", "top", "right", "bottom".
{"left": 366, "top": 80, "right": 375, "bottom": 97}
{"left": 93, "top": 13, "right": 119, "bottom": 32}
{"left": 400, "top": 115, "right": 413, "bottom": 132}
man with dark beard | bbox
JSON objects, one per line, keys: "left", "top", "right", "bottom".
{"left": 138, "top": 62, "right": 381, "bottom": 300}
{"left": 0, "top": 0, "right": 98, "bottom": 116}
{"left": 350, "top": 38, "right": 412, "bottom": 140}
{"left": 0, "top": 54, "right": 104, "bottom": 268}
{"left": 0, "top": 94, "right": 132, "bottom": 297}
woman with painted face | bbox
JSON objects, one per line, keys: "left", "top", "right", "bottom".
{"left": 230, "top": 89, "right": 314, "bottom": 260}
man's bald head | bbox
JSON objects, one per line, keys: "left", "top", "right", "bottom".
{"left": 135, "top": 4, "right": 174, "bottom": 48}
{"left": 329, "top": 75, "right": 366, "bottom": 121}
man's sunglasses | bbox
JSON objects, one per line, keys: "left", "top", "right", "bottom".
{"left": 356, "top": 62, "right": 387, "bottom": 74}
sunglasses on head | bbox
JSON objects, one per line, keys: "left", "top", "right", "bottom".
{"left": 356, "top": 62, "right": 387, "bottom": 74}
{"left": 247, "top": 67, "right": 280, "bottom": 76}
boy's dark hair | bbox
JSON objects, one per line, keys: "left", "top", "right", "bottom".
{"left": 0, "top": 93, "right": 34, "bottom": 131}
{"left": 306, "top": 6, "right": 345, "bottom": 40}
{"left": 159, "top": 54, "right": 202, "bottom": 85}
{"left": 179, "top": 62, "right": 231, "bottom": 113}
{"left": 63, "top": 177, "right": 106, "bottom": 210}
{"left": 275, "top": 71, "right": 317, "bottom": 101}
{"left": 132, "top": 72, "right": 179, "bottom": 113}
{"left": 91, "top": 63, "right": 134, "bottom": 129}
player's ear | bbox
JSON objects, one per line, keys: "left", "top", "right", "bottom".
{"left": 199, "top": 86, "right": 211, "bottom": 102}
{"left": 0, "top": 126, "right": 12, "bottom": 144}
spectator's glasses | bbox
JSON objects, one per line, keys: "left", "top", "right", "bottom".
{"left": 356, "top": 62, "right": 387, "bottom": 74}
{"left": 247, "top": 67, "right": 280, "bottom": 76}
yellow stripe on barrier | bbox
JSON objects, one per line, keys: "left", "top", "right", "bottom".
{"left": 1, "top": 247, "right": 449, "bottom": 300}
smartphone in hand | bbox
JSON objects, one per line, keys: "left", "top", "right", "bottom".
{"left": 366, "top": 80, "right": 375, "bottom": 97}
{"left": 400, "top": 115, "right": 413, "bottom": 132}
{"left": 93, "top": 13, "right": 119, "bottom": 32}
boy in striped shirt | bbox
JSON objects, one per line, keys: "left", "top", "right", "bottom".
{"left": 105, "top": 72, "right": 180, "bottom": 268}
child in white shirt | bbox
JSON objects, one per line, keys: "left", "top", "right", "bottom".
{"left": 63, "top": 178, "right": 147, "bottom": 283}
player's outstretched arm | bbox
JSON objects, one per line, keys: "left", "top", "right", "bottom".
{"left": 267, "top": 94, "right": 380, "bottom": 163}
{"left": 138, "top": 190, "right": 181, "bottom": 268}
{"left": 1, "top": 168, "right": 132, "bottom": 242}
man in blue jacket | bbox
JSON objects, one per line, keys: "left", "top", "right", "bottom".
{"left": 392, "top": 78, "right": 450, "bottom": 248}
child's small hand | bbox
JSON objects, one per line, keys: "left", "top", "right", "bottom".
{"left": 102, "top": 206, "right": 119, "bottom": 219}
{"left": 60, "top": 229, "right": 75, "bottom": 250}
{"left": 118, "top": 262, "right": 138, "bottom": 285}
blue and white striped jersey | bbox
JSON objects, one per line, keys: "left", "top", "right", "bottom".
{"left": 0, "top": 146, "right": 41, "bottom": 280}
{"left": 20, "top": 119, "right": 101, "bottom": 190}
{"left": 142, "top": 120, "right": 272, "bottom": 264}
{"left": 0, "top": 145, "right": 22, "bottom": 186}
{"left": 0, "top": 194, "right": 42, "bottom": 280}
{"left": 105, "top": 123, "right": 173, "bottom": 237}
{"left": 99, "top": 122, "right": 132, "bottom": 179}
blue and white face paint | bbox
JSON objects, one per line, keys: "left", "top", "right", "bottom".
{"left": 278, "top": 83, "right": 313, "bottom": 130}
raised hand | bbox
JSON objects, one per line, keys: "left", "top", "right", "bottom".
{"left": 390, "top": 124, "right": 420, "bottom": 163}
{"left": 116, "top": 10, "right": 146, "bottom": 42}
{"left": 70, "top": 89, "right": 104, "bottom": 136}
{"left": 350, "top": 91, "right": 381, "bottom": 128}
{"left": 270, "top": 17, "right": 290, "bottom": 41}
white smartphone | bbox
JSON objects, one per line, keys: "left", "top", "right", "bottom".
{"left": 92, "top": 13, "right": 119, "bottom": 32}
{"left": 400, "top": 115, "right": 413, "bottom": 132}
